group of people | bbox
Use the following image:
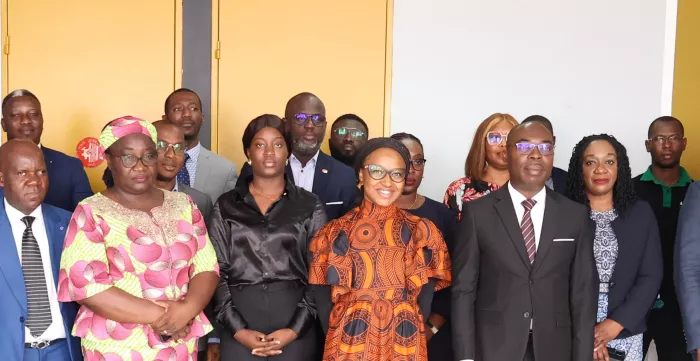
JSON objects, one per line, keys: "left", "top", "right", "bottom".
{"left": 0, "top": 87, "right": 698, "bottom": 361}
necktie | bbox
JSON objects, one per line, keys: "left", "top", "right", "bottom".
{"left": 177, "top": 153, "right": 191, "bottom": 186}
{"left": 21, "top": 216, "right": 52, "bottom": 337}
{"left": 520, "top": 199, "right": 537, "bottom": 264}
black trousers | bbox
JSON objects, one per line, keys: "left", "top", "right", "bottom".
{"left": 643, "top": 299, "right": 692, "bottom": 361}
{"left": 220, "top": 281, "right": 319, "bottom": 361}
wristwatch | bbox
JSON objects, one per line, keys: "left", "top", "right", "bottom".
{"left": 426, "top": 320, "right": 439, "bottom": 335}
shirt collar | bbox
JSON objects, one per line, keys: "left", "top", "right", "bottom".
{"left": 640, "top": 166, "right": 692, "bottom": 187}
{"left": 172, "top": 183, "right": 179, "bottom": 192}
{"left": 290, "top": 150, "right": 320, "bottom": 167}
{"left": 4, "top": 199, "right": 43, "bottom": 223}
{"left": 508, "top": 182, "right": 547, "bottom": 205}
{"left": 186, "top": 142, "right": 201, "bottom": 159}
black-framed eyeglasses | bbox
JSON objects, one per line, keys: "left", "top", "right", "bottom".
{"left": 292, "top": 113, "right": 326, "bottom": 127}
{"left": 112, "top": 152, "right": 159, "bottom": 168}
{"left": 511, "top": 142, "right": 554, "bottom": 156}
{"left": 363, "top": 164, "right": 406, "bottom": 183}
{"left": 409, "top": 158, "right": 427, "bottom": 171}
{"left": 486, "top": 131, "right": 509, "bottom": 145}
{"left": 332, "top": 127, "right": 366, "bottom": 138}
{"left": 156, "top": 140, "right": 186, "bottom": 155}
{"left": 649, "top": 135, "right": 683, "bottom": 144}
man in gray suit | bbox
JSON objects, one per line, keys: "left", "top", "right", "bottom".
{"left": 163, "top": 88, "right": 237, "bottom": 202}
{"left": 675, "top": 181, "right": 700, "bottom": 360}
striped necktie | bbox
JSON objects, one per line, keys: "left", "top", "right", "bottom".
{"left": 177, "top": 153, "right": 191, "bottom": 186}
{"left": 520, "top": 199, "right": 537, "bottom": 264}
{"left": 21, "top": 216, "right": 52, "bottom": 337}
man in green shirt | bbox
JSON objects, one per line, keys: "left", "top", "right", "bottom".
{"left": 635, "top": 116, "right": 693, "bottom": 361}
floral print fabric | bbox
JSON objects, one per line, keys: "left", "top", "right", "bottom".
{"left": 58, "top": 191, "right": 219, "bottom": 361}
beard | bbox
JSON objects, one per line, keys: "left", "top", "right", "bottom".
{"left": 293, "top": 138, "right": 322, "bottom": 157}
{"left": 329, "top": 142, "right": 356, "bottom": 166}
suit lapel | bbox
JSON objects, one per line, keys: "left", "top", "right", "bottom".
{"left": 0, "top": 201, "right": 28, "bottom": 311}
{"left": 494, "top": 188, "right": 532, "bottom": 270}
{"left": 533, "top": 190, "right": 558, "bottom": 273}
{"left": 311, "top": 152, "right": 329, "bottom": 195}
{"left": 43, "top": 207, "right": 63, "bottom": 285}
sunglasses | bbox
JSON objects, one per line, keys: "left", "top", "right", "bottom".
{"left": 156, "top": 140, "right": 186, "bottom": 155}
{"left": 363, "top": 164, "right": 407, "bottom": 183}
{"left": 409, "top": 158, "right": 427, "bottom": 171}
{"left": 333, "top": 127, "right": 366, "bottom": 138}
{"left": 512, "top": 142, "right": 555, "bottom": 156}
{"left": 486, "top": 131, "right": 509, "bottom": 145}
{"left": 112, "top": 152, "right": 159, "bottom": 168}
{"left": 292, "top": 113, "right": 326, "bottom": 127}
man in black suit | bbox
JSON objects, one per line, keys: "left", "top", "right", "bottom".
{"left": 237, "top": 92, "right": 357, "bottom": 220}
{"left": 521, "top": 115, "right": 568, "bottom": 195}
{"left": 451, "top": 122, "right": 598, "bottom": 361}
{"left": 1, "top": 89, "right": 92, "bottom": 212}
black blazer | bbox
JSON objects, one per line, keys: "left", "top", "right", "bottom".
{"left": 551, "top": 166, "right": 568, "bottom": 195}
{"left": 451, "top": 186, "right": 598, "bottom": 361}
{"left": 605, "top": 200, "right": 663, "bottom": 338}
{"left": 237, "top": 151, "right": 358, "bottom": 220}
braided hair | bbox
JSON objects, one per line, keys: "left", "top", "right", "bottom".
{"left": 565, "top": 134, "right": 637, "bottom": 215}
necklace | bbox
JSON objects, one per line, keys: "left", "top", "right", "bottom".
{"left": 250, "top": 183, "right": 282, "bottom": 201}
{"left": 406, "top": 193, "right": 420, "bottom": 210}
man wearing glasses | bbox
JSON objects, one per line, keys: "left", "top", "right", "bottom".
{"left": 634, "top": 116, "right": 693, "bottom": 361}
{"left": 328, "top": 113, "right": 369, "bottom": 166}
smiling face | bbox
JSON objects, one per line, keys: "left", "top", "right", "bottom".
{"left": 582, "top": 139, "right": 618, "bottom": 198}
{"left": 247, "top": 126, "right": 289, "bottom": 179}
{"left": 1, "top": 96, "right": 44, "bottom": 144}
{"left": 155, "top": 123, "right": 187, "bottom": 183}
{"left": 485, "top": 120, "right": 515, "bottom": 169}
{"left": 359, "top": 148, "right": 407, "bottom": 207}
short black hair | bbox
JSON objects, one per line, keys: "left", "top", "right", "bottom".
{"left": 332, "top": 114, "right": 369, "bottom": 134}
{"left": 390, "top": 132, "right": 423, "bottom": 150}
{"left": 648, "top": 116, "right": 684, "bottom": 138}
{"left": 2, "top": 89, "right": 40, "bottom": 110}
{"left": 566, "top": 134, "right": 637, "bottom": 215}
{"left": 164, "top": 88, "right": 202, "bottom": 114}
{"left": 241, "top": 114, "right": 290, "bottom": 157}
{"left": 521, "top": 115, "right": 554, "bottom": 134}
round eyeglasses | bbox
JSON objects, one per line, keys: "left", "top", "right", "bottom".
{"left": 363, "top": 164, "right": 407, "bottom": 183}
{"left": 112, "top": 152, "right": 159, "bottom": 168}
{"left": 156, "top": 140, "right": 186, "bottom": 155}
{"left": 291, "top": 113, "right": 326, "bottom": 127}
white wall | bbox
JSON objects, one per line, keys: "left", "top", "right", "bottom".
{"left": 391, "top": 0, "right": 674, "bottom": 201}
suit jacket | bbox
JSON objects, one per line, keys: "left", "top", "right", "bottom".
{"left": 604, "top": 200, "right": 662, "bottom": 338}
{"left": 193, "top": 147, "right": 238, "bottom": 203}
{"left": 179, "top": 183, "right": 213, "bottom": 220}
{"left": 675, "top": 181, "right": 700, "bottom": 353}
{"left": 0, "top": 200, "right": 82, "bottom": 361}
{"left": 451, "top": 186, "right": 598, "bottom": 361}
{"left": 43, "top": 146, "right": 93, "bottom": 212}
{"left": 237, "top": 151, "right": 357, "bottom": 220}
{"left": 551, "top": 166, "right": 568, "bottom": 195}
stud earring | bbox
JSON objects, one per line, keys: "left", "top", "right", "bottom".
{"left": 247, "top": 159, "right": 252, "bottom": 165}
{"left": 286, "top": 159, "right": 289, "bottom": 166}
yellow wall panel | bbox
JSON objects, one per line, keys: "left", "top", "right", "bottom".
{"left": 3, "top": 0, "right": 180, "bottom": 191}
{"left": 673, "top": 0, "right": 700, "bottom": 178}
{"left": 213, "top": 0, "right": 390, "bottom": 169}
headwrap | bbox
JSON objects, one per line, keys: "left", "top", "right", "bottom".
{"left": 353, "top": 137, "right": 412, "bottom": 181}
{"left": 98, "top": 115, "right": 158, "bottom": 156}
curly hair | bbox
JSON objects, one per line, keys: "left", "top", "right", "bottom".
{"left": 566, "top": 134, "right": 637, "bottom": 215}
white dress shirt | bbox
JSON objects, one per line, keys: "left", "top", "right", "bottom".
{"left": 460, "top": 184, "right": 547, "bottom": 361}
{"left": 5, "top": 200, "right": 66, "bottom": 342}
{"left": 289, "top": 150, "right": 320, "bottom": 193}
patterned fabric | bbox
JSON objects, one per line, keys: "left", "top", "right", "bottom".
{"left": 177, "top": 153, "right": 191, "bottom": 187}
{"left": 57, "top": 191, "right": 220, "bottom": 361}
{"left": 309, "top": 200, "right": 451, "bottom": 361}
{"left": 98, "top": 116, "right": 158, "bottom": 155}
{"left": 520, "top": 200, "right": 537, "bottom": 263}
{"left": 591, "top": 209, "right": 643, "bottom": 361}
{"left": 21, "top": 216, "right": 52, "bottom": 336}
{"left": 443, "top": 177, "right": 500, "bottom": 217}
{"left": 183, "top": 143, "right": 201, "bottom": 187}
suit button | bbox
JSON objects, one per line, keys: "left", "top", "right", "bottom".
{"left": 523, "top": 312, "right": 530, "bottom": 318}
{"left": 529, "top": 280, "right": 533, "bottom": 285}
{"left": 20, "top": 317, "right": 25, "bottom": 322}
{"left": 610, "top": 282, "right": 615, "bottom": 288}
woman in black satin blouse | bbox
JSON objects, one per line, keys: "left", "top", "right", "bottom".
{"left": 208, "top": 114, "right": 327, "bottom": 361}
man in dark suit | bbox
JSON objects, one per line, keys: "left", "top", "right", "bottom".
{"left": 451, "top": 122, "right": 597, "bottom": 361}
{"left": 237, "top": 92, "right": 357, "bottom": 220}
{"left": 0, "top": 140, "right": 82, "bottom": 361}
{"left": 521, "top": 115, "right": 568, "bottom": 195}
{"left": 1, "top": 89, "right": 92, "bottom": 212}
{"left": 675, "top": 181, "right": 700, "bottom": 360}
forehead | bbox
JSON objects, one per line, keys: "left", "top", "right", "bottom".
{"left": 510, "top": 124, "right": 553, "bottom": 142}
{"left": 111, "top": 133, "right": 156, "bottom": 151}
{"left": 650, "top": 120, "right": 683, "bottom": 135}
{"left": 289, "top": 98, "right": 324, "bottom": 115}
{"left": 168, "top": 92, "right": 199, "bottom": 106}
{"left": 489, "top": 120, "right": 514, "bottom": 133}
{"left": 5, "top": 96, "right": 40, "bottom": 111}
{"left": 333, "top": 118, "right": 365, "bottom": 131}
{"left": 2, "top": 147, "right": 45, "bottom": 172}
{"left": 584, "top": 139, "right": 616, "bottom": 155}
{"left": 400, "top": 138, "right": 423, "bottom": 155}
{"left": 253, "top": 126, "right": 284, "bottom": 139}
{"left": 364, "top": 147, "right": 406, "bottom": 168}
{"left": 157, "top": 125, "right": 184, "bottom": 142}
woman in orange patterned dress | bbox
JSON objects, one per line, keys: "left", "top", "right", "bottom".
{"left": 309, "top": 137, "right": 451, "bottom": 361}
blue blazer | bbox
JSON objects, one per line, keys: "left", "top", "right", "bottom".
{"left": 237, "top": 151, "right": 358, "bottom": 220}
{"left": 42, "top": 147, "right": 93, "bottom": 212}
{"left": 0, "top": 200, "right": 82, "bottom": 361}
{"left": 675, "top": 181, "right": 700, "bottom": 353}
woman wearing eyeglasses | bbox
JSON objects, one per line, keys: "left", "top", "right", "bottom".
{"left": 391, "top": 132, "right": 458, "bottom": 361}
{"left": 58, "top": 116, "right": 219, "bottom": 360}
{"left": 444, "top": 113, "right": 518, "bottom": 216}
{"left": 309, "top": 137, "right": 451, "bottom": 361}
{"left": 328, "top": 114, "right": 369, "bottom": 166}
